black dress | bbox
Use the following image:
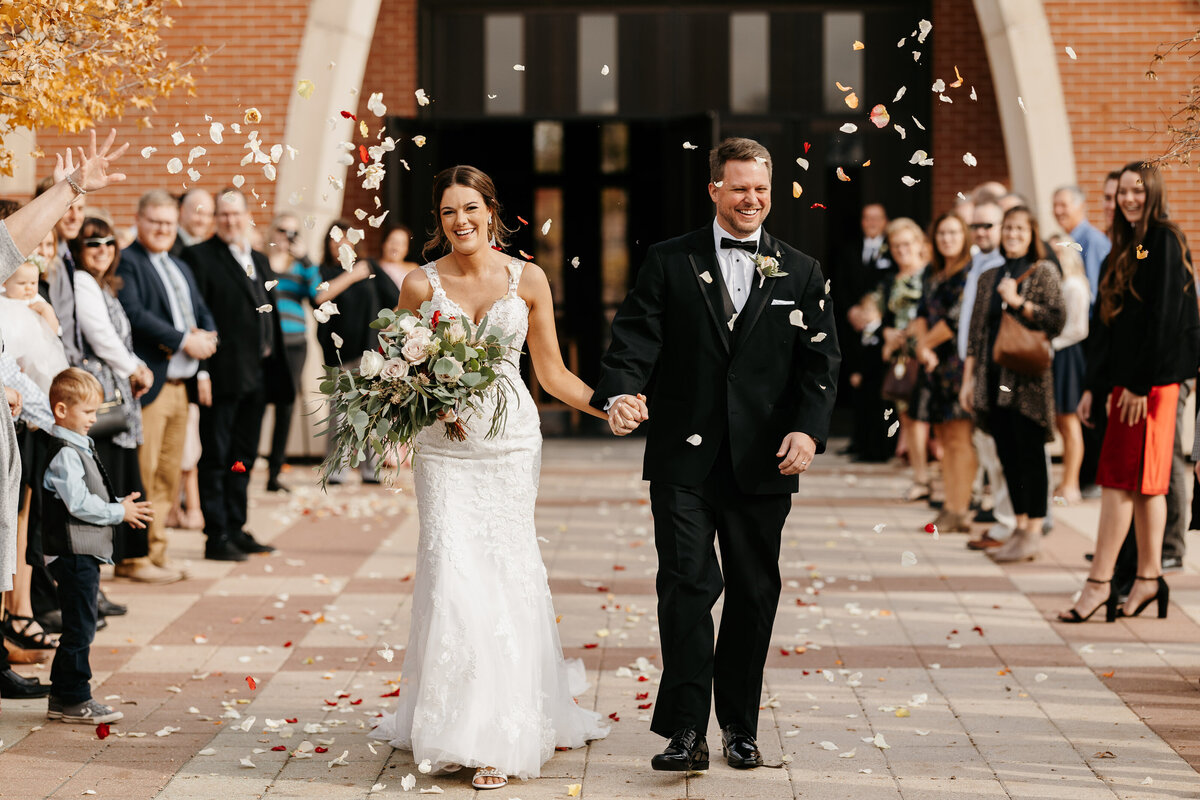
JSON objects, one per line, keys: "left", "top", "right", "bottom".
{"left": 316, "top": 259, "right": 401, "bottom": 368}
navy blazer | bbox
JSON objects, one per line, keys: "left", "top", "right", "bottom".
{"left": 116, "top": 239, "right": 215, "bottom": 406}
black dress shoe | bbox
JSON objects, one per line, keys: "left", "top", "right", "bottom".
{"left": 721, "top": 725, "right": 764, "bottom": 768}
{"left": 205, "top": 539, "right": 250, "bottom": 562}
{"left": 97, "top": 590, "right": 127, "bottom": 618}
{"left": 232, "top": 531, "right": 276, "bottom": 554}
{"left": 651, "top": 728, "right": 709, "bottom": 772}
{"left": 0, "top": 668, "right": 50, "bottom": 699}
{"left": 265, "top": 477, "right": 291, "bottom": 493}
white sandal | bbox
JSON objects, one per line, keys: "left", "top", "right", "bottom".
{"left": 471, "top": 766, "right": 508, "bottom": 791}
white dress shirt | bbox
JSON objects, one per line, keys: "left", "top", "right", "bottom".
{"left": 147, "top": 250, "right": 200, "bottom": 380}
{"left": 862, "top": 234, "right": 884, "bottom": 266}
{"left": 712, "top": 218, "right": 761, "bottom": 314}
{"left": 228, "top": 242, "right": 255, "bottom": 278}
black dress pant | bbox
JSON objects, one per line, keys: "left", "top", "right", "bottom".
{"left": 648, "top": 443, "right": 792, "bottom": 738}
{"left": 47, "top": 554, "right": 100, "bottom": 705}
{"left": 990, "top": 406, "right": 1049, "bottom": 518}
{"left": 198, "top": 383, "right": 266, "bottom": 543}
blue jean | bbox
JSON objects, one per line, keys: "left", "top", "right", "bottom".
{"left": 47, "top": 554, "right": 100, "bottom": 705}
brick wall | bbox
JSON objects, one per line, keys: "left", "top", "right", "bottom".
{"left": 30, "top": 1, "right": 312, "bottom": 233}
{"left": 931, "top": 0, "right": 1011, "bottom": 213}
{"left": 1044, "top": 0, "right": 1200, "bottom": 237}
{"left": 339, "top": 0, "right": 419, "bottom": 256}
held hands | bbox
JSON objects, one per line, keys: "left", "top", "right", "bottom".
{"left": 183, "top": 329, "right": 219, "bottom": 360}
{"left": 608, "top": 394, "right": 648, "bottom": 436}
{"left": 777, "top": 432, "right": 817, "bottom": 475}
{"left": 121, "top": 491, "right": 154, "bottom": 530}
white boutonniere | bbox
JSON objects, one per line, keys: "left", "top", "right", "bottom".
{"left": 752, "top": 252, "right": 787, "bottom": 288}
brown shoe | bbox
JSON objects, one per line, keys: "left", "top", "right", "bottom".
{"left": 989, "top": 529, "right": 1040, "bottom": 562}
{"left": 927, "top": 509, "right": 972, "bottom": 534}
{"left": 114, "top": 562, "right": 184, "bottom": 584}
{"left": 152, "top": 559, "right": 191, "bottom": 580}
{"left": 967, "top": 532, "right": 1005, "bottom": 551}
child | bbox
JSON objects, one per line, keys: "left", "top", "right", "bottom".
{"left": 37, "top": 368, "right": 152, "bottom": 724}
{"left": 2, "top": 256, "right": 60, "bottom": 334}
{"left": 0, "top": 257, "right": 68, "bottom": 393}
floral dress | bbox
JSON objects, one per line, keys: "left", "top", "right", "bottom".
{"left": 914, "top": 267, "right": 970, "bottom": 423}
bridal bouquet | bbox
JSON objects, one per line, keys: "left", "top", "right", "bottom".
{"left": 317, "top": 304, "right": 518, "bottom": 485}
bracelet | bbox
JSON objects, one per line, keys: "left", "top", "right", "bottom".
{"left": 64, "top": 172, "right": 87, "bottom": 196}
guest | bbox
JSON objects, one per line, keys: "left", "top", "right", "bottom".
{"left": 117, "top": 190, "right": 218, "bottom": 580}
{"left": 169, "top": 188, "right": 214, "bottom": 257}
{"left": 912, "top": 213, "right": 976, "bottom": 532}
{"left": 70, "top": 218, "right": 154, "bottom": 568}
{"left": 183, "top": 189, "right": 288, "bottom": 560}
{"left": 264, "top": 212, "right": 319, "bottom": 492}
{"left": 1, "top": 258, "right": 70, "bottom": 391}
{"left": 377, "top": 223, "right": 422, "bottom": 287}
{"left": 872, "top": 218, "right": 930, "bottom": 501}
{"left": 1100, "top": 170, "right": 1121, "bottom": 235}
{"left": 1062, "top": 162, "right": 1200, "bottom": 622}
{"left": 33, "top": 176, "right": 87, "bottom": 365}
{"left": 961, "top": 207, "right": 1065, "bottom": 563}
{"left": 1047, "top": 234, "right": 1090, "bottom": 505}
{"left": 314, "top": 220, "right": 400, "bottom": 483}
{"left": 1052, "top": 186, "right": 1111, "bottom": 305}
{"left": 33, "top": 368, "right": 152, "bottom": 724}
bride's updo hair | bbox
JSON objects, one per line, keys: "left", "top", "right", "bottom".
{"left": 423, "top": 165, "right": 516, "bottom": 260}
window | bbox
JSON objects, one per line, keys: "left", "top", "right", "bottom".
{"left": 534, "top": 121, "right": 564, "bottom": 174}
{"left": 823, "top": 12, "right": 864, "bottom": 114}
{"left": 730, "top": 12, "right": 769, "bottom": 114}
{"left": 578, "top": 14, "right": 617, "bottom": 114}
{"left": 485, "top": 14, "right": 524, "bottom": 115}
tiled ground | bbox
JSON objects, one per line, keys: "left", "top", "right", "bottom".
{"left": 2, "top": 438, "right": 1199, "bottom": 799}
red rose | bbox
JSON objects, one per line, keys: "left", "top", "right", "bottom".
{"left": 431, "top": 310, "right": 442, "bottom": 328}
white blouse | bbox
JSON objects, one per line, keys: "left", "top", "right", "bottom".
{"left": 1052, "top": 274, "right": 1091, "bottom": 351}
{"left": 73, "top": 270, "right": 143, "bottom": 378}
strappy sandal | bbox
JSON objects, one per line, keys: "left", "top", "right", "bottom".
{"left": 1056, "top": 578, "right": 1117, "bottom": 623}
{"left": 471, "top": 766, "right": 508, "bottom": 791}
{"left": 1, "top": 612, "right": 58, "bottom": 650}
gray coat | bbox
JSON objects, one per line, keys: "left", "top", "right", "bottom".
{"left": 0, "top": 221, "right": 25, "bottom": 591}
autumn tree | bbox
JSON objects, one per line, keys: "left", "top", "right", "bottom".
{"left": 1147, "top": 29, "right": 1200, "bottom": 166}
{"left": 0, "top": 0, "right": 207, "bottom": 175}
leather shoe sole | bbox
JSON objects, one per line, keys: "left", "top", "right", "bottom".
{"left": 650, "top": 755, "right": 709, "bottom": 772}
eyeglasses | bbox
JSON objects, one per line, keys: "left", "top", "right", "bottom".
{"left": 83, "top": 237, "right": 116, "bottom": 248}
{"left": 275, "top": 227, "right": 299, "bottom": 242}
{"left": 969, "top": 223, "right": 995, "bottom": 230}
{"left": 140, "top": 218, "right": 175, "bottom": 228}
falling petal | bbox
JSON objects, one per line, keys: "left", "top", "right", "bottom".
{"left": 331, "top": 332, "right": 343, "bottom": 349}
{"left": 888, "top": 420, "right": 900, "bottom": 437}
{"left": 244, "top": 107, "right": 262, "bottom": 124}
{"left": 682, "top": 141, "right": 698, "bottom": 150}
{"left": 912, "top": 115, "right": 926, "bottom": 130}
{"left": 1066, "top": 46, "right": 1077, "bottom": 60}
{"left": 1137, "top": 244, "right": 1149, "bottom": 259}
{"left": 796, "top": 157, "right": 809, "bottom": 170}
{"left": 901, "top": 551, "right": 917, "bottom": 566}
{"left": 836, "top": 167, "right": 851, "bottom": 182}
{"left": 792, "top": 181, "right": 803, "bottom": 198}
{"left": 869, "top": 104, "right": 890, "bottom": 128}
{"left": 844, "top": 92, "right": 859, "bottom": 109}
{"left": 699, "top": 271, "right": 713, "bottom": 283}
{"left": 686, "top": 434, "right": 703, "bottom": 446}
{"left": 513, "top": 64, "right": 525, "bottom": 71}
{"left": 970, "top": 86, "right": 978, "bottom": 101}
{"left": 932, "top": 78, "right": 946, "bottom": 93}
{"left": 917, "top": 19, "right": 932, "bottom": 43}
{"left": 789, "top": 309, "right": 807, "bottom": 328}
{"left": 414, "top": 89, "right": 430, "bottom": 107}
{"left": 166, "top": 158, "right": 183, "bottom": 175}
{"left": 852, "top": 40, "right": 864, "bottom": 50}
{"left": 963, "top": 152, "right": 977, "bottom": 167}
{"left": 1018, "top": 96, "right": 1027, "bottom": 114}
{"left": 541, "top": 219, "right": 552, "bottom": 235}
{"left": 839, "top": 123, "right": 858, "bottom": 134}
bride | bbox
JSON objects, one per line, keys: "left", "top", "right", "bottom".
{"left": 371, "top": 166, "right": 636, "bottom": 790}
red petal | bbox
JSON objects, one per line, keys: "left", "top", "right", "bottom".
{"left": 96, "top": 722, "right": 111, "bottom": 740}
{"left": 350, "top": 698, "right": 363, "bottom": 705}
{"left": 286, "top": 718, "right": 298, "bottom": 723}
{"left": 340, "top": 111, "right": 357, "bottom": 120}
{"left": 638, "top": 702, "right": 653, "bottom": 709}
{"left": 517, "top": 216, "right": 529, "bottom": 226}
{"left": 381, "top": 688, "right": 401, "bottom": 697}
{"left": 810, "top": 203, "right": 827, "bottom": 210}
{"left": 272, "top": 745, "right": 287, "bottom": 751}
{"left": 803, "top": 142, "right": 811, "bottom": 153}
{"left": 612, "top": 565, "right": 626, "bottom": 571}
{"left": 596, "top": 586, "right": 609, "bottom": 592}
{"left": 608, "top": 712, "right": 620, "bottom": 721}
{"left": 780, "top": 648, "right": 790, "bottom": 656}
{"left": 924, "top": 523, "right": 937, "bottom": 533}
{"left": 283, "top": 641, "right": 293, "bottom": 648}
{"left": 583, "top": 643, "right": 599, "bottom": 649}
{"left": 231, "top": 461, "right": 247, "bottom": 473}
{"left": 359, "top": 145, "right": 369, "bottom": 163}
{"left": 337, "top": 692, "right": 351, "bottom": 698}
{"left": 314, "top": 746, "right": 329, "bottom": 753}
{"left": 324, "top": 700, "right": 339, "bottom": 706}
{"left": 637, "top": 675, "right": 649, "bottom": 682}
{"left": 246, "top": 676, "right": 257, "bottom": 690}
{"left": 636, "top": 692, "right": 649, "bottom": 700}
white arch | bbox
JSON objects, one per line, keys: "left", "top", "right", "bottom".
{"left": 973, "top": 0, "right": 1076, "bottom": 230}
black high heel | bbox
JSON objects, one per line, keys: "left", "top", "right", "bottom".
{"left": 1057, "top": 577, "right": 1119, "bottom": 623}
{"left": 1121, "top": 575, "right": 1169, "bottom": 619}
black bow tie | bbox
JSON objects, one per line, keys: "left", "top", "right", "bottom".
{"left": 720, "top": 237, "right": 757, "bottom": 253}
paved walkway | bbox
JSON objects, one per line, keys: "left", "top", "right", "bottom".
{"left": 2, "top": 439, "right": 1200, "bottom": 799}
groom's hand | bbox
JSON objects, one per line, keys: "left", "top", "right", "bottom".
{"left": 607, "top": 394, "right": 648, "bottom": 436}
{"left": 777, "top": 432, "right": 816, "bottom": 475}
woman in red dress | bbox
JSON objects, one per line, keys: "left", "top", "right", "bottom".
{"left": 1060, "top": 162, "right": 1200, "bottom": 623}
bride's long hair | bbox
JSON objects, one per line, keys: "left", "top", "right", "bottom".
{"left": 423, "top": 165, "right": 516, "bottom": 260}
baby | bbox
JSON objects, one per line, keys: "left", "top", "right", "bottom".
{"left": 2, "top": 258, "right": 60, "bottom": 334}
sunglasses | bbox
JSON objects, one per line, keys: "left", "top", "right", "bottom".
{"left": 276, "top": 227, "right": 299, "bottom": 242}
{"left": 83, "top": 237, "right": 116, "bottom": 248}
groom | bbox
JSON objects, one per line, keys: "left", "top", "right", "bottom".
{"left": 593, "top": 137, "right": 840, "bottom": 771}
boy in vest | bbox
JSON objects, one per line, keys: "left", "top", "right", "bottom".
{"left": 39, "top": 368, "right": 152, "bottom": 723}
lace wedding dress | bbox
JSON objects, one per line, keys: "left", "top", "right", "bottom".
{"left": 370, "top": 259, "right": 608, "bottom": 779}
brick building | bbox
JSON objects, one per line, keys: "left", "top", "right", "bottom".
{"left": 7, "top": 0, "right": 1200, "bottom": 438}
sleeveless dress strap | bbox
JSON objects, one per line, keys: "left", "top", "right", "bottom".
{"left": 505, "top": 258, "right": 525, "bottom": 297}
{"left": 421, "top": 262, "right": 442, "bottom": 292}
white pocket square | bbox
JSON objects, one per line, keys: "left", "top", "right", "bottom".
{"left": 771, "top": 299, "right": 795, "bottom": 306}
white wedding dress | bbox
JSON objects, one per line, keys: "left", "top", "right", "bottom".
{"left": 370, "top": 259, "right": 608, "bottom": 779}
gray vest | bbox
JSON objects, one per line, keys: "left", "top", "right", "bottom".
{"left": 50, "top": 439, "right": 115, "bottom": 561}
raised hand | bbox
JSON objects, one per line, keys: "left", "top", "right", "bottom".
{"left": 73, "top": 128, "right": 130, "bottom": 193}
{"left": 607, "top": 393, "right": 648, "bottom": 436}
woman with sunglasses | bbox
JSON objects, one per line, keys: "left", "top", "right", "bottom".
{"left": 69, "top": 218, "right": 154, "bottom": 565}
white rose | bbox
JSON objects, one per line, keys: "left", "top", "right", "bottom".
{"left": 433, "top": 356, "right": 464, "bottom": 384}
{"left": 405, "top": 326, "right": 433, "bottom": 347}
{"left": 359, "top": 350, "right": 385, "bottom": 378}
{"left": 401, "top": 338, "right": 428, "bottom": 364}
{"left": 379, "top": 357, "right": 409, "bottom": 380}
{"left": 397, "top": 316, "right": 419, "bottom": 334}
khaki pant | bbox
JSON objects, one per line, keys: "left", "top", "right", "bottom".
{"left": 127, "top": 382, "right": 189, "bottom": 568}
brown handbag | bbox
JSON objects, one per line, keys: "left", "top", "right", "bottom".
{"left": 992, "top": 265, "right": 1053, "bottom": 376}
{"left": 882, "top": 354, "right": 919, "bottom": 402}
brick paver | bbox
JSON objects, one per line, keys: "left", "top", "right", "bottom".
{"left": 1, "top": 439, "right": 1198, "bottom": 799}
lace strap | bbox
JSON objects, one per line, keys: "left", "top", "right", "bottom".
{"left": 421, "top": 262, "right": 443, "bottom": 293}
{"left": 505, "top": 258, "right": 525, "bottom": 297}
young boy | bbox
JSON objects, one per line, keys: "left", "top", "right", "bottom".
{"left": 38, "top": 368, "right": 152, "bottom": 723}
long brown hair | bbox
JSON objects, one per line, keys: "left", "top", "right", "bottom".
{"left": 999, "top": 206, "right": 1046, "bottom": 261}
{"left": 69, "top": 217, "right": 123, "bottom": 295}
{"left": 1099, "top": 160, "right": 1194, "bottom": 324}
{"left": 422, "top": 165, "right": 514, "bottom": 260}
{"left": 929, "top": 212, "right": 971, "bottom": 278}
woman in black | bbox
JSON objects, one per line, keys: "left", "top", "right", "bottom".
{"left": 960, "top": 207, "right": 1065, "bottom": 563}
{"left": 1061, "top": 162, "right": 1200, "bottom": 623}
{"left": 314, "top": 220, "right": 402, "bottom": 483}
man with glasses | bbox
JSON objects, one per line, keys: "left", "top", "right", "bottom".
{"left": 116, "top": 190, "right": 219, "bottom": 581}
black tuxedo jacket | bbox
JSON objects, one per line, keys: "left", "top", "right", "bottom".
{"left": 181, "top": 236, "right": 291, "bottom": 403}
{"left": 116, "top": 240, "right": 216, "bottom": 406}
{"left": 591, "top": 226, "right": 840, "bottom": 495}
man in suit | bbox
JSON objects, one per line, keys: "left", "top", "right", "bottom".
{"left": 117, "top": 190, "right": 219, "bottom": 582}
{"left": 593, "top": 138, "right": 840, "bottom": 772}
{"left": 182, "top": 189, "right": 289, "bottom": 561}
{"left": 169, "top": 188, "right": 214, "bottom": 258}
